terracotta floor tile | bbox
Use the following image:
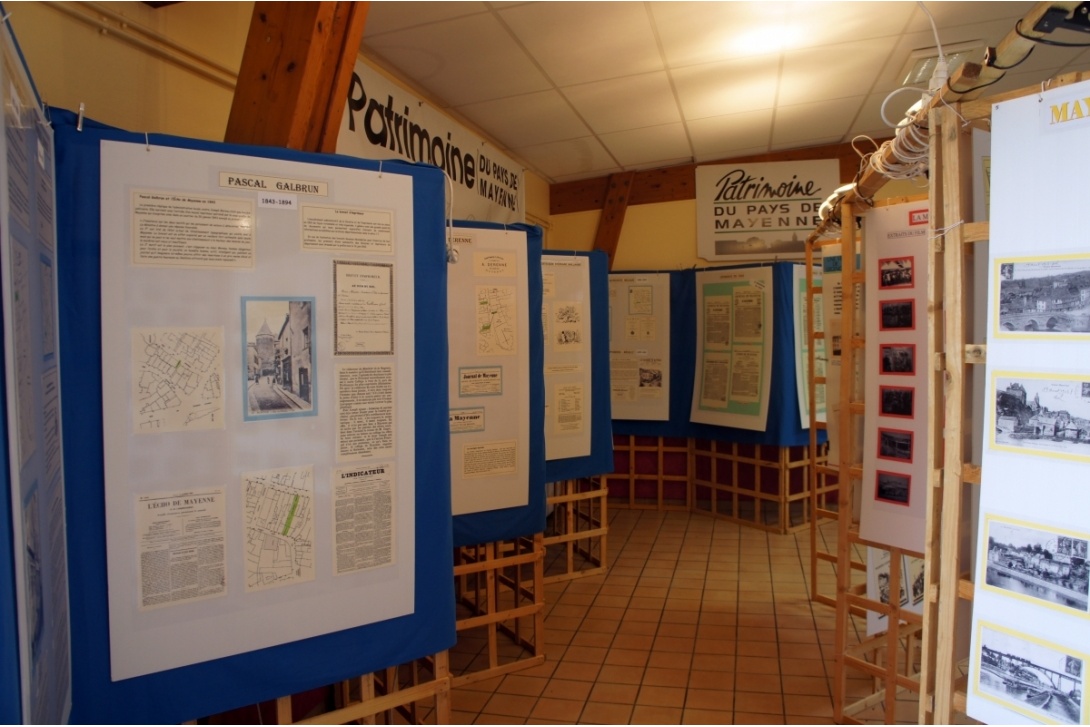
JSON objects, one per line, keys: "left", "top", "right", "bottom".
{"left": 690, "top": 652, "right": 735, "bottom": 673}
{"left": 641, "top": 666, "right": 690, "bottom": 688}
{"left": 688, "top": 669, "right": 734, "bottom": 691}
{"left": 561, "top": 645, "right": 607, "bottom": 664}
{"left": 473, "top": 713, "right": 527, "bottom": 724}
{"left": 596, "top": 664, "right": 646, "bottom": 685}
{"left": 579, "top": 701, "right": 633, "bottom": 724}
{"left": 587, "top": 681, "right": 640, "bottom": 704}
{"left": 736, "top": 655, "right": 780, "bottom": 675}
{"left": 610, "top": 632, "right": 654, "bottom": 651}
{"left": 452, "top": 689, "right": 491, "bottom": 713}
{"left": 682, "top": 707, "right": 733, "bottom": 724}
{"left": 569, "top": 630, "right": 615, "bottom": 648}
{"left": 604, "top": 646, "right": 652, "bottom": 670}
{"left": 733, "top": 690, "right": 785, "bottom": 715}
{"left": 735, "top": 671, "right": 782, "bottom": 694}
{"left": 646, "top": 650, "right": 692, "bottom": 670}
{"left": 781, "top": 674, "right": 830, "bottom": 696}
{"left": 685, "top": 688, "right": 735, "bottom": 711}
{"left": 730, "top": 712, "right": 786, "bottom": 724}
{"left": 528, "top": 697, "right": 584, "bottom": 723}
{"left": 541, "top": 678, "right": 592, "bottom": 702}
{"left": 630, "top": 704, "right": 684, "bottom": 724}
{"left": 481, "top": 692, "right": 536, "bottom": 718}
{"left": 550, "top": 660, "right": 601, "bottom": 682}
{"left": 497, "top": 675, "right": 548, "bottom": 697}
{"left": 784, "top": 693, "right": 835, "bottom": 718}
{"left": 637, "top": 684, "right": 686, "bottom": 708}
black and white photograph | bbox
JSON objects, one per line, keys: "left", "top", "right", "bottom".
{"left": 976, "top": 623, "right": 1085, "bottom": 725}
{"left": 242, "top": 297, "right": 317, "bottom": 421}
{"left": 908, "top": 556, "right": 925, "bottom": 606}
{"left": 984, "top": 518, "right": 1089, "bottom": 614}
{"left": 638, "top": 367, "right": 662, "bottom": 388}
{"left": 879, "top": 298, "right": 915, "bottom": 331}
{"left": 878, "top": 428, "right": 913, "bottom": 463}
{"left": 996, "top": 255, "right": 1090, "bottom": 335}
{"left": 880, "top": 344, "right": 915, "bottom": 375}
{"left": 993, "top": 374, "right": 1090, "bottom": 460}
{"left": 879, "top": 256, "right": 914, "bottom": 289}
{"left": 875, "top": 470, "right": 910, "bottom": 506}
{"left": 880, "top": 385, "right": 914, "bottom": 419}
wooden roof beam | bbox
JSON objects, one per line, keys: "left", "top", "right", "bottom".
{"left": 225, "top": 1, "right": 370, "bottom": 152}
{"left": 593, "top": 172, "right": 635, "bottom": 271}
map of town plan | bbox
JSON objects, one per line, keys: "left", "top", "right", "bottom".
{"left": 131, "top": 327, "right": 224, "bottom": 433}
{"left": 476, "top": 285, "right": 518, "bottom": 356}
{"left": 242, "top": 465, "right": 315, "bottom": 592}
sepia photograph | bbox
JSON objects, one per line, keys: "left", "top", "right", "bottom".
{"left": 908, "top": 556, "right": 925, "bottom": 606}
{"left": 996, "top": 255, "right": 1090, "bottom": 335}
{"left": 880, "top": 344, "right": 915, "bottom": 375}
{"left": 984, "top": 518, "right": 1089, "bottom": 614}
{"left": 993, "top": 374, "right": 1090, "bottom": 460}
{"left": 976, "top": 623, "right": 1085, "bottom": 725}
{"left": 879, "top": 256, "right": 914, "bottom": 289}
{"left": 879, "top": 299, "right": 915, "bottom": 331}
{"left": 875, "top": 470, "right": 910, "bottom": 506}
{"left": 880, "top": 385, "right": 914, "bottom": 419}
{"left": 878, "top": 428, "right": 913, "bottom": 463}
{"left": 242, "top": 297, "right": 317, "bottom": 421}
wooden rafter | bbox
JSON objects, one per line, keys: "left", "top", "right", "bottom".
{"left": 593, "top": 171, "right": 635, "bottom": 271}
{"left": 225, "top": 1, "right": 370, "bottom": 152}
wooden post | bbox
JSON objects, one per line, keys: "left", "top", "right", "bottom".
{"left": 592, "top": 171, "right": 635, "bottom": 270}
{"left": 225, "top": 2, "right": 369, "bottom": 152}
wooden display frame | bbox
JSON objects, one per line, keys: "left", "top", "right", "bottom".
{"left": 543, "top": 478, "right": 608, "bottom": 584}
{"left": 805, "top": 197, "right": 929, "bottom": 724}
{"left": 450, "top": 535, "right": 546, "bottom": 687}
{"left": 603, "top": 434, "right": 691, "bottom": 510}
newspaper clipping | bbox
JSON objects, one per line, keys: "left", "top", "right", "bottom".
{"left": 137, "top": 489, "right": 226, "bottom": 610}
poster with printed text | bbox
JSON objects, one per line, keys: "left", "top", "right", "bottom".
{"left": 689, "top": 266, "right": 773, "bottom": 431}
{"left": 542, "top": 255, "right": 593, "bottom": 460}
{"left": 446, "top": 227, "right": 530, "bottom": 514}
{"left": 967, "top": 78, "right": 1090, "bottom": 725}
{"left": 696, "top": 159, "right": 839, "bottom": 261}
{"left": 608, "top": 273, "right": 670, "bottom": 421}
{"left": 860, "top": 201, "right": 930, "bottom": 555}
{"left": 99, "top": 141, "right": 418, "bottom": 681}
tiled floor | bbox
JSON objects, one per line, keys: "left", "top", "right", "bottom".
{"left": 448, "top": 508, "right": 852, "bottom": 725}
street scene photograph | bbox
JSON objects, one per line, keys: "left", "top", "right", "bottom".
{"left": 243, "top": 297, "right": 316, "bottom": 420}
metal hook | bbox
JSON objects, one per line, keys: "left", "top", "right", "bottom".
{"left": 76, "top": 102, "right": 85, "bottom": 132}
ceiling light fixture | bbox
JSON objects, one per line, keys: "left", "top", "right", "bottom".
{"left": 899, "top": 40, "right": 983, "bottom": 87}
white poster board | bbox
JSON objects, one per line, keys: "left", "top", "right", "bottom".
{"left": 695, "top": 160, "right": 838, "bottom": 261}
{"left": 541, "top": 256, "right": 592, "bottom": 460}
{"left": 865, "top": 547, "right": 926, "bottom": 636}
{"left": 608, "top": 273, "right": 670, "bottom": 421}
{"left": 967, "top": 81, "right": 1090, "bottom": 726}
{"left": 100, "top": 141, "right": 417, "bottom": 680}
{"left": 689, "top": 266, "right": 773, "bottom": 431}
{"left": 859, "top": 202, "right": 930, "bottom": 554}
{"left": 793, "top": 263, "right": 825, "bottom": 428}
{"left": 0, "top": 32, "right": 71, "bottom": 721}
{"left": 446, "top": 227, "right": 530, "bottom": 515}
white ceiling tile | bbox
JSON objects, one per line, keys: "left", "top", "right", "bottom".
{"left": 363, "top": 14, "right": 551, "bottom": 107}
{"left": 773, "top": 98, "right": 862, "bottom": 147}
{"left": 363, "top": 2, "right": 489, "bottom": 36}
{"left": 499, "top": 2, "right": 664, "bottom": 85}
{"left": 694, "top": 145, "right": 770, "bottom": 164}
{"left": 513, "top": 137, "right": 619, "bottom": 179}
{"left": 904, "top": 2, "right": 1034, "bottom": 34}
{"left": 779, "top": 39, "right": 895, "bottom": 106}
{"left": 456, "top": 90, "right": 590, "bottom": 148}
{"left": 598, "top": 124, "right": 692, "bottom": 167}
{"left": 563, "top": 73, "right": 681, "bottom": 134}
{"left": 688, "top": 108, "right": 775, "bottom": 159}
{"left": 672, "top": 55, "right": 781, "bottom": 119}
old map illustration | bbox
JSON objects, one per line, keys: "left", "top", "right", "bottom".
{"left": 242, "top": 465, "right": 315, "bottom": 592}
{"left": 132, "top": 327, "right": 224, "bottom": 433}
{"left": 476, "top": 285, "right": 518, "bottom": 356}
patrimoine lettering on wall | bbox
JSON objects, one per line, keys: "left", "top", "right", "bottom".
{"left": 345, "top": 73, "right": 519, "bottom": 212}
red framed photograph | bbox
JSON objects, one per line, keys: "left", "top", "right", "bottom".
{"left": 878, "top": 256, "right": 914, "bottom": 290}
{"left": 877, "top": 427, "right": 913, "bottom": 463}
{"left": 879, "top": 298, "right": 915, "bottom": 331}
{"left": 879, "top": 385, "right": 914, "bottom": 419}
{"left": 879, "top": 343, "right": 915, "bottom": 376}
{"left": 875, "top": 470, "right": 911, "bottom": 506}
